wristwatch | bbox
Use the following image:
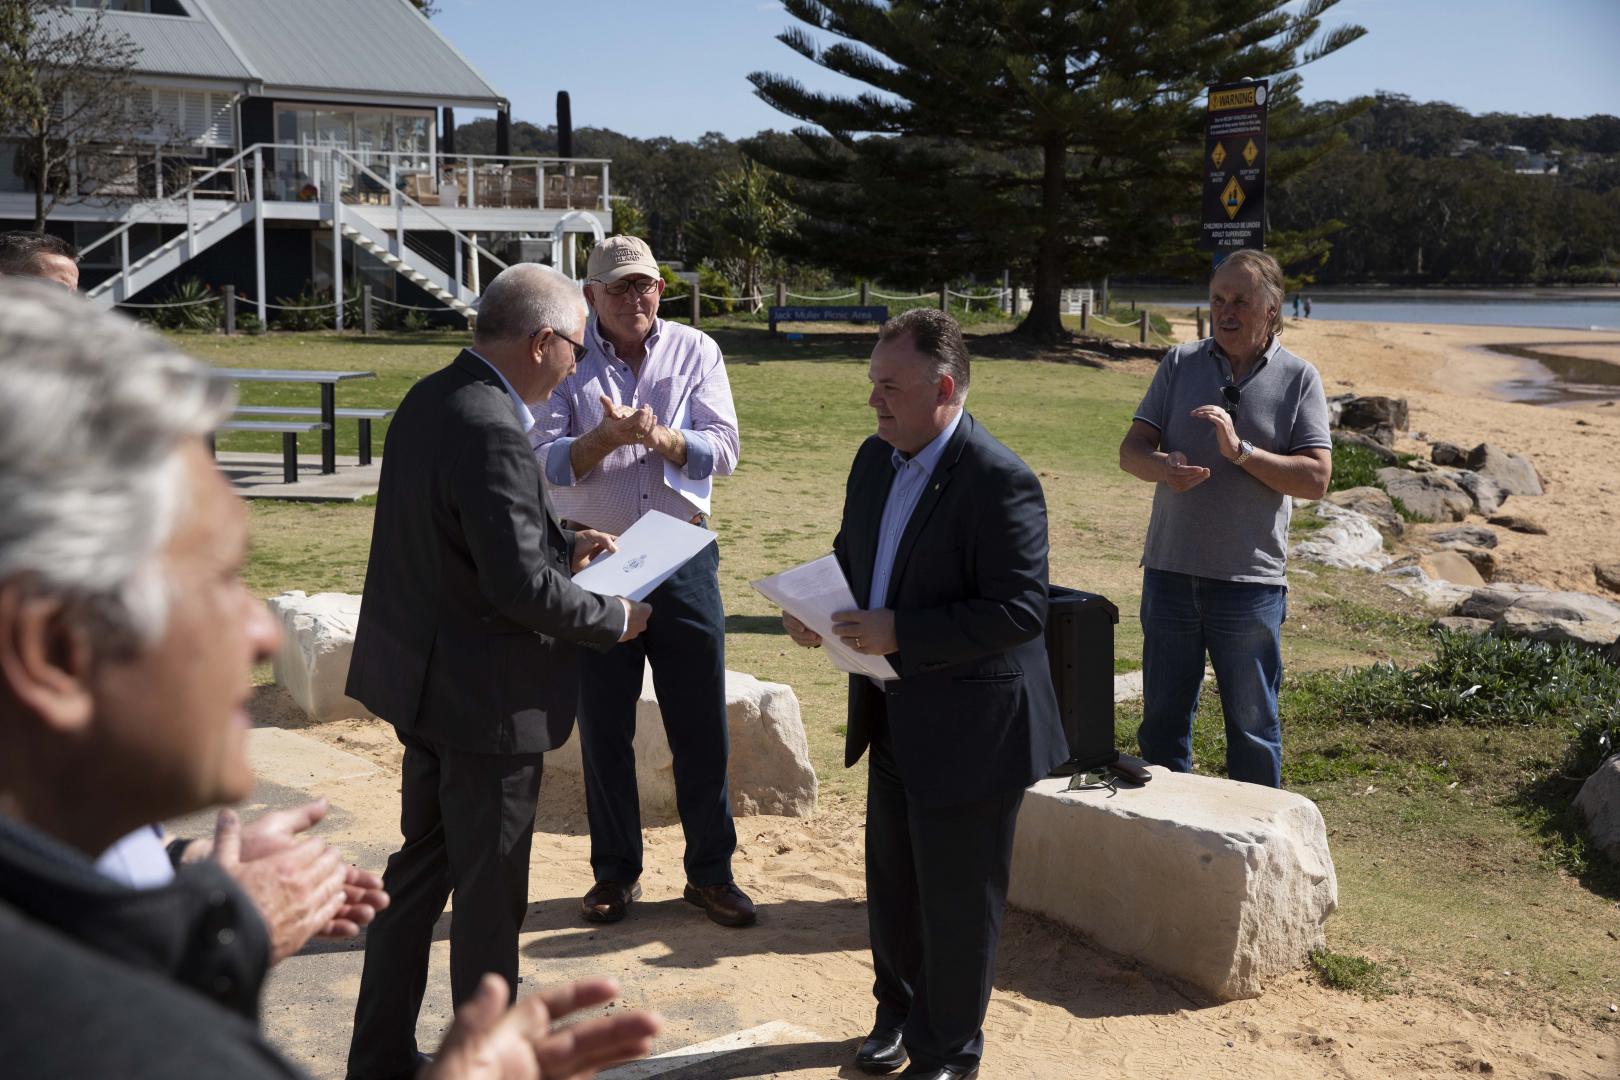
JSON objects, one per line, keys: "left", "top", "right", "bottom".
{"left": 1233, "top": 439, "right": 1254, "bottom": 465}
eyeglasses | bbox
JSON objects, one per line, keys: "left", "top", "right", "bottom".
{"left": 596, "top": 278, "right": 659, "bottom": 297}
{"left": 1221, "top": 384, "right": 1241, "bottom": 416}
{"left": 531, "top": 327, "right": 589, "bottom": 362}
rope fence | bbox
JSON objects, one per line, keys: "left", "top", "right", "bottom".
{"left": 785, "top": 290, "right": 860, "bottom": 301}
{"left": 868, "top": 289, "right": 936, "bottom": 301}
{"left": 371, "top": 295, "right": 455, "bottom": 312}
{"left": 113, "top": 296, "right": 221, "bottom": 309}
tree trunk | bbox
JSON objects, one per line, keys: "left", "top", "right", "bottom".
{"left": 32, "top": 131, "right": 46, "bottom": 231}
{"left": 1013, "top": 131, "right": 1069, "bottom": 341}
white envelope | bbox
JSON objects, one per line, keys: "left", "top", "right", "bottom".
{"left": 661, "top": 393, "right": 712, "bottom": 516}
{"left": 572, "top": 510, "right": 717, "bottom": 602}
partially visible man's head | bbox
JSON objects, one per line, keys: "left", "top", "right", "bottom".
{"left": 473, "top": 263, "right": 588, "bottom": 403}
{"left": 0, "top": 279, "right": 276, "bottom": 852}
{"left": 584, "top": 235, "right": 664, "bottom": 347}
{"left": 868, "top": 308, "right": 970, "bottom": 454}
{"left": 0, "top": 230, "right": 80, "bottom": 291}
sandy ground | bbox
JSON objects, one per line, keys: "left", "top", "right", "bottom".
{"left": 249, "top": 318, "right": 1620, "bottom": 1080}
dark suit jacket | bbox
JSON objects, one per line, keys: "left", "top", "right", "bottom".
{"left": 834, "top": 412, "right": 1067, "bottom": 808}
{"left": 347, "top": 350, "right": 623, "bottom": 755}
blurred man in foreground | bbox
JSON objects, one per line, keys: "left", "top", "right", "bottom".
{"left": 0, "top": 229, "right": 79, "bottom": 289}
{"left": 0, "top": 278, "right": 660, "bottom": 1078}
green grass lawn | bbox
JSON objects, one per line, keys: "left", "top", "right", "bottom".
{"left": 185, "top": 325, "right": 1617, "bottom": 1026}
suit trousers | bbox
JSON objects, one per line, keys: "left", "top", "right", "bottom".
{"left": 865, "top": 705, "right": 1024, "bottom": 1074}
{"left": 346, "top": 729, "right": 544, "bottom": 1080}
{"left": 576, "top": 542, "right": 736, "bottom": 886}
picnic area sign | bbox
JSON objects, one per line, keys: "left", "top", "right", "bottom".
{"left": 1200, "top": 79, "right": 1268, "bottom": 252}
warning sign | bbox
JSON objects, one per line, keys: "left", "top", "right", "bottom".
{"left": 1200, "top": 79, "right": 1268, "bottom": 252}
{"left": 1220, "top": 176, "right": 1245, "bottom": 219}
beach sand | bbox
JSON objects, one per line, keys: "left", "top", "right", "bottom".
{"left": 255, "top": 318, "right": 1620, "bottom": 1080}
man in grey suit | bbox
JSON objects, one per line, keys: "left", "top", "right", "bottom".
{"left": 345, "top": 264, "right": 652, "bottom": 1080}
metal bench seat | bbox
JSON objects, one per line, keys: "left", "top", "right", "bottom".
{"left": 231, "top": 406, "right": 395, "bottom": 464}
{"left": 212, "top": 420, "right": 330, "bottom": 483}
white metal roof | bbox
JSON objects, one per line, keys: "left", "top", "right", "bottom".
{"left": 197, "top": 0, "right": 506, "bottom": 108}
{"left": 67, "top": 0, "right": 506, "bottom": 108}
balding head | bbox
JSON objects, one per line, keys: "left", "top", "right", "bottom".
{"left": 473, "top": 263, "right": 585, "bottom": 347}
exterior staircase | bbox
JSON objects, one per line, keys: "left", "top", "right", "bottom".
{"left": 336, "top": 211, "right": 476, "bottom": 319}
{"left": 85, "top": 203, "right": 256, "bottom": 307}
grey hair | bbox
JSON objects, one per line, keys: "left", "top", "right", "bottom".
{"left": 1215, "top": 249, "right": 1286, "bottom": 338}
{"left": 473, "top": 263, "right": 585, "bottom": 345}
{"left": 0, "top": 278, "right": 235, "bottom": 652}
{"left": 878, "top": 307, "right": 971, "bottom": 404}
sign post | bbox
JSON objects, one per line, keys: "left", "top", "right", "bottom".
{"left": 1199, "top": 79, "right": 1269, "bottom": 255}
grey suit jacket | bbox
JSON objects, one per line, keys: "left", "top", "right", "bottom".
{"left": 347, "top": 350, "right": 623, "bottom": 755}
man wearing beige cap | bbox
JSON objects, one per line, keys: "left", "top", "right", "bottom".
{"left": 531, "top": 236, "right": 753, "bottom": 928}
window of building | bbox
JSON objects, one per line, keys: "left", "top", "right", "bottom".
{"left": 272, "top": 105, "right": 434, "bottom": 201}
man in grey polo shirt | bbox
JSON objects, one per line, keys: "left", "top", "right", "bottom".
{"left": 1118, "top": 249, "right": 1332, "bottom": 787}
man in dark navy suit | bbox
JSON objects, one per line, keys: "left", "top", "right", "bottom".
{"left": 784, "top": 309, "right": 1066, "bottom": 1079}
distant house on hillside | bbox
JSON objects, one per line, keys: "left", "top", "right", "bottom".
{"left": 2, "top": 0, "right": 612, "bottom": 324}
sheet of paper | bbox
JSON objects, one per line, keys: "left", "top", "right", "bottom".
{"left": 572, "top": 510, "right": 717, "bottom": 603}
{"left": 660, "top": 393, "right": 712, "bottom": 516}
{"left": 751, "top": 554, "right": 899, "bottom": 681}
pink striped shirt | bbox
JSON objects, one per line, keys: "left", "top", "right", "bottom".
{"left": 529, "top": 317, "right": 740, "bottom": 536}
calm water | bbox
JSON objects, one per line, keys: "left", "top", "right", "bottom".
{"left": 1122, "top": 289, "right": 1620, "bottom": 332}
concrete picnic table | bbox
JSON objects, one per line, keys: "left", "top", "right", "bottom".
{"left": 217, "top": 369, "right": 376, "bottom": 474}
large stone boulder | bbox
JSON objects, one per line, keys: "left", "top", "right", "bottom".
{"left": 1290, "top": 502, "right": 1388, "bottom": 571}
{"left": 1430, "top": 441, "right": 1468, "bottom": 467}
{"left": 1429, "top": 525, "right": 1499, "bottom": 550}
{"left": 1574, "top": 755, "right": 1620, "bottom": 865}
{"left": 1594, "top": 562, "right": 1620, "bottom": 595}
{"left": 1338, "top": 396, "right": 1409, "bottom": 441}
{"left": 1467, "top": 443, "right": 1543, "bottom": 496}
{"left": 1324, "top": 486, "right": 1403, "bottom": 538}
{"left": 1448, "top": 470, "right": 1506, "bottom": 516}
{"left": 1456, "top": 586, "right": 1620, "bottom": 650}
{"left": 1418, "top": 550, "right": 1486, "bottom": 588}
{"left": 1376, "top": 468, "right": 1471, "bottom": 523}
{"left": 266, "top": 591, "right": 376, "bottom": 723}
{"left": 1010, "top": 771, "right": 1337, "bottom": 1001}
{"left": 1493, "top": 608, "right": 1620, "bottom": 649}
{"left": 545, "top": 665, "right": 818, "bottom": 819}
{"left": 1431, "top": 616, "right": 1493, "bottom": 636}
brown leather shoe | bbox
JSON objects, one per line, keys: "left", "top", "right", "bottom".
{"left": 682, "top": 881, "right": 757, "bottom": 927}
{"left": 581, "top": 879, "right": 641, "bottom": 923}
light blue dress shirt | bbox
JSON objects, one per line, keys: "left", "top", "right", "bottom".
{"left": 469, "top": 349, "right": 535, "bottom": 434}
{"left": 867, "top": 409, "right": 964, "bottom": 610}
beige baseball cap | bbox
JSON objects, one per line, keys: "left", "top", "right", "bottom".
{"left": 585, "top": 235, "right": 660, "bottom": 284}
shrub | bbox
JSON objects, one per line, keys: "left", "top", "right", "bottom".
{"left": 273, "top": 282, "right": 335, "bottom": 332}
{"left": 147, "top": 277, "right": 219, "bottom": 332}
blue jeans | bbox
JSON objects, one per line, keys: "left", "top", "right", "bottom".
{"left": 1137, "top": 568, "right": 1286, "bottom": 787}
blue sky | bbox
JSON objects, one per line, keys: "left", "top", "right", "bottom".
{"left": 433, "top": 0, "right": 1620, "bottom": 138}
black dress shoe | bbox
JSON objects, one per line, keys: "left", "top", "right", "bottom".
{"left": 682, "top": 880, "right": 757, "bottom": 927}
{"left": 853, "top": 1027, "right": 907, "bottom": 1073}
{"left": 897, "top": 1066, "right": 977, "bottom": 1079}
{"left": 581, "top": 879, "right": 641, "bottom": 923}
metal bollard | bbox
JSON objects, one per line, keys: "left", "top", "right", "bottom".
{"left": 222, "top": 284, "right": 236, "bottom": 335}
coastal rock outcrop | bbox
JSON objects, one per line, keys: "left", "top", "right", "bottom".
{"left": 1324, "top": 486, "right": 1403, "bottom": 538}
{"left": 1430, "top": 442, "right": 1468, "bottom": 467}
{"left": 1338, "top": 396, "right": 1409, "bottom": 446}
{"left": 1331, "top": 431, "right": 1399, "bottom": 464}
{"left": 1376, "top": 468, "right": 1471, "bottom": 523}
{"left": 1467, "top": 443, "right": 1543, "bottom": 497}
{"left": 1430, "top": 525, "right": 1499, "bottom": 550}
{"left": 1449, "top": 470, "right": 1506, "bottom": 516}
{"left": 1418, "top": 550, "right": 1486, "bottom": 588}
{"left": 1453, "top": 586, "right": 1620, "bottom": 651}
{"left": 1573, "top": 754, "right": 1620, "bottom": 866}
{"left": 1594, "top": 562, "right": 1620, "bottom": 595}
{"left": 1290, "top": 501, "right": 1389, "bottom": 571}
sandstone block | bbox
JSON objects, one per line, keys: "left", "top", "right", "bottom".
{"left": 1010, "top": 771, "right": 1337, "bottom": 1001}
{"left": 1467, "top": 443, "right": 1543, "bottom": 496}
{"left": 1376, "top": 467, "right": 1471, "bottom": 523}
{"left": 1448, "top": 546, "right": 1498, "bottom": 582}
{"left": 1595, "top": 562, "right": 1620, "bottom": 595}
{"left": 1492, "top": 608, "right": 1620, "bottom": 650}
{"left": 1575, "top": 755, "right": 1620, "bottom": 865}
{"left": 266, "top": 591, "right": 376, "bottom": 723}
{"left": 545, "top": 665, "right": 818, "bottom": 819}
{"left": 1453, "top": 583, "right": 1549, "bottom": 621}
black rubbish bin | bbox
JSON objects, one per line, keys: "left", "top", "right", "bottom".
{"left": 1045, "top": 585, "right": 1120, "bottom": 776}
